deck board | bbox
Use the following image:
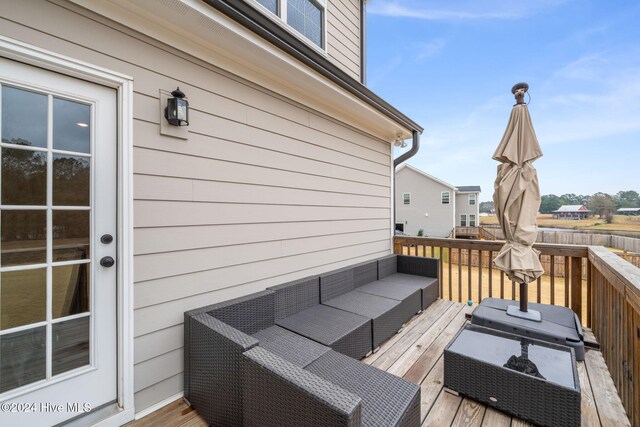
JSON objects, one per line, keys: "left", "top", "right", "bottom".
{"left": 131, "top": 300, "right": 630, "bottom": 426}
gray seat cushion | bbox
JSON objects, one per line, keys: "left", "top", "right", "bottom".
{"left": 252, "top": 325, "right": 330, "bottom": 368}
{"left": 357, "top": 281, "right": 421, "bottom": 315}
{"left": 378, "top": 273, "right": 438, "bottom": 310}
{"left": 276, "top": 304, "right": 372, "bottom": 360}
{"left": 323, "top": 291, "right": 408, "bottom": 348}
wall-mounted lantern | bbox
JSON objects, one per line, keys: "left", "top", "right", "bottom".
{"left": 164, "top": 87, "right": 189, "bottom": 126}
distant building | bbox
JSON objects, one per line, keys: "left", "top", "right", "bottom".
{"left": 617, "top": 207, "right": 640, "bottom": 216}
{"left": 395, "top": 165, "right": 481, "bottom": 237}
{"left": 552, "top": 205, "right": 593, "bottom": 220}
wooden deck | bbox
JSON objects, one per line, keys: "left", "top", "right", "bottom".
{"left": 130, "top": 299, "right": 630, "bottom": 426}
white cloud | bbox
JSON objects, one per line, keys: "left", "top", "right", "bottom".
{"left": 416, "top": 38, "right": 446, "bottom": 60}
{"left": 534, "top": 50, "right": 640, "bottom": 145}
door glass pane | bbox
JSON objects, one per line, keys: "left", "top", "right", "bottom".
{"left": 53, "top": 97, "right": 91, "bottom": 154}
{"left": 0, "top": 269, "right": 47, "bottom": 330}
{"left": 53, "top": 154, "right": 90, "bottom": 206}
{"left": 52, "top": 316, "right": 90, "bottom": 376}
{"left": 1, "top": 147, "right": 47, "bottom": 205}
{"left": 1, "top": 210, "right": 47, "bottom": 267}
{"left": 0, "top": 326, "right": 46, "bottom": 393}
{"left": 53, "top": 210, "right": 90, "bottom": 262}
{"left": 1, "top": 86, "right": 47, "bottom": 148}
{"left": 53, "top": 264, "right": 90, "bottom": 319}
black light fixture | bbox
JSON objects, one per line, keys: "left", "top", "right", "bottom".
{"left": 164, "top": 87, "right": 189, "bottom": 126}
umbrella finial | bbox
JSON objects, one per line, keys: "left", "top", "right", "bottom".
{"left": 511, "top": 82, "right": 529, "bottom": 105}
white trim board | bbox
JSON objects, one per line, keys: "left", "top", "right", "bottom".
{"left": 0, "top": 35, "right": 135, "bottom": 426}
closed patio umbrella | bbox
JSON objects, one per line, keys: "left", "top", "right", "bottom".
{"left": 492, "top": 82, "right": 544, "bottom": 320}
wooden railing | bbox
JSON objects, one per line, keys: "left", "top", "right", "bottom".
{"left": 394, "top": 236, "right": 640, "bottom": 427}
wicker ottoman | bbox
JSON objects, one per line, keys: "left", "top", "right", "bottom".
{"left": 444, "top": 324, "right": 580, "bottom": 427}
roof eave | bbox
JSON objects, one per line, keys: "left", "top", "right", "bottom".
{"left": 200, "top": 0, "right": 423, "bottom": 135}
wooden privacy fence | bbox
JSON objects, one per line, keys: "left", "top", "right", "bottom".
{"left": 485, "top": 226, "right": 640, "bottom": 253}
{"left": 394, "top": 236, "right": 640, "bottom": 427}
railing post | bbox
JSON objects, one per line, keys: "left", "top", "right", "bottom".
{"left": 571, "top": 256, "right": 583, "bottom": 321}
{"left": 394, "top": 240, "right": 402, "bottom": 254}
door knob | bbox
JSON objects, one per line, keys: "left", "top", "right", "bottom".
{"left": 100, "top": 256, "right": 115, "bottom": 268}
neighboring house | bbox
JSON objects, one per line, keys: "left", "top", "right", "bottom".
{"left": 0, "top": 1, "right": 422, "bottom": 425}
{"left": 395, "top": 165, "right": 481, "bottom": 237}
{"left": 552, "top": 205, "right": 593, "bottom": 220}
{"left": 617, "top": 207, "right": 640, "bottom": 216}
{"left": 455, "top": 186, "right": 482, "bottom": 228}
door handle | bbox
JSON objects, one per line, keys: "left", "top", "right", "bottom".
{"left": 100, "top": 256, "right": 115, "bottom": 268}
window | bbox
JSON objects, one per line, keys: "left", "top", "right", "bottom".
{"left": 403, "top": 193, "right": 411, "bottom": 205}
{"left": 468, "top": 194, "right": 476, "bottom": 205}
{"left": 460, "top": 214, "right": 467, "bottom": 226}
{"left": 251, "top": 0, "right": 326, "bottom": 49}
{"left": 469, "top": 214, "right": 476, "bottom": 227}
{"left": 441, "top": 191, "right": 450, "bottom": 204}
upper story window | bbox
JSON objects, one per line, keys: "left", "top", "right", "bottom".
{"left": 252, "top": 0, "right": 326, "bottom": 49}
{"left": 403, "top": 193, "right": 411, "bottom": 205}
{"left": 468, "top": 194, "right": 476, "bottom": 205}
{"left": 441, "top": 191, "right": 450, "bottom": 204}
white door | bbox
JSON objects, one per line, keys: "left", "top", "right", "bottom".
{"left": 0, "top": 58, "right": 117, "bottom": 426}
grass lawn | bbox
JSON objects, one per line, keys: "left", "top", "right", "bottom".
{"left": 481, "top": 213, "right": 640, "bottom": 233}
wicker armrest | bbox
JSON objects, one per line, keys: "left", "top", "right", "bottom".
{"left": 184, "top": 312, "right": 259, "bottom": 427}
{"left": 242, "top": 347, "right": 363, "bottom": 427}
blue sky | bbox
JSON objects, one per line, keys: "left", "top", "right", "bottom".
{"left": 366, "top": 0, "right": 640, "bottom": 202}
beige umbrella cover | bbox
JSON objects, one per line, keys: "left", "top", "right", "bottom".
{"left": 492, "top": 101, "right": 544, "bottom": 285}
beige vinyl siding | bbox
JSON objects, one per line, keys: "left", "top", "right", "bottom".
{"left": 327, "top": 0, "right": 361, "bottom": 80}
{"left": 0, "top": 0, "right": 392, "bottom": 413}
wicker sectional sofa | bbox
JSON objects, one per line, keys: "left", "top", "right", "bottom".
{"left": 184, "top": 255, "right": 439, "bottom": 426}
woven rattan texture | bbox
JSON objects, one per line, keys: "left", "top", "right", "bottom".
{"left": 188, "top": 314, "right": 259, "bottom": 426}
{"left": 444, "top": 327, "right": 581, "bottom": 427}
{"left": 252, "top": 325, "right": 330, "bottom": 368}
{"left": 397, "top": 255, "right": 439, "bottom": 278}
{"left": 320, "top": 267, "right": 355, "bottom": 302}
{"left": 377, "top": 255, "right": 398, "bottom": 279}
{"left": 306, "top": 350, "right": 421, "bottom": 427}
{"left": 353, "top": 261, "right": 378, "bottom": 288}
{"left": 204, "top": 290, "right": 275, "bottom": 335}
{"left": 243, "top": 347, "right": 362, "bottom": 427}
{"left": 270, "top": 276, "right": 320, "bottom": 320}
{"left": 276, "top": 304, "right": 372, "bottom": 359}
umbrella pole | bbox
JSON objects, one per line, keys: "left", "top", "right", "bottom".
{"left": 519, "top": 283, "right": 528, "bottom": 312}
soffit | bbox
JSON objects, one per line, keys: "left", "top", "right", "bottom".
{"left": 70, "top": 0, "right": 413, "bottom": 141}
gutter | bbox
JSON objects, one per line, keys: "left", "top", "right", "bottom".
{"left": 393, "top": 130, "right": 420, "bottom": 168}
{"left": 360, "top": 0, "right": 366, "bottom": 85}
{"left": 392, "top": 131, "right": 420, "bottom": 232}
{"left": 200, "top": 0, "right": 423, "bottom": 135}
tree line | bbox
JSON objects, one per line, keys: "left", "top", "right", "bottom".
{"left": 479, "top": 190, "right": 640, "bottom": 218}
